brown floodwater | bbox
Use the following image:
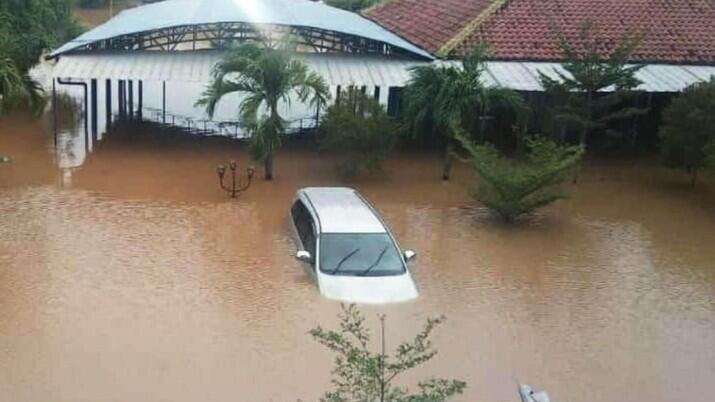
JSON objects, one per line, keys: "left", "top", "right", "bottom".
{"left": 0, "top": 111, "right": 714, "bottom": 402}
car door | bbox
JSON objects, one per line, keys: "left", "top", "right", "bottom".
{"left": 291, "top": 199, "right": 318, "bottom": 281}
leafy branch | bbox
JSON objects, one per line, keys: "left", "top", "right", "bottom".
{"left": 309, "top": 304, "right": 465, "bottom": 402}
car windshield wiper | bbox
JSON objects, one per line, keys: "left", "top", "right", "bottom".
{"left": 357, "top": 246, "right": 388, "bottom": 277}
{"left": 329, "top": 248, "right": 360, "bottom": 275}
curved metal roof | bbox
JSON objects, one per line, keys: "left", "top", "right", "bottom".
{"left": 50, "top": 0, "right": 432, "bottom": 59}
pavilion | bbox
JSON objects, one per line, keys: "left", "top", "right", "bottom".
{"left": 47, "top": 0, "right": 434, "bottom": 144}
{"left": 49, "top": 0, "right": 715, "bottom": 146}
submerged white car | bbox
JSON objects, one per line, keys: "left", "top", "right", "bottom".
{"left": 289, "top": 187, "right": 418, "bottom": 304}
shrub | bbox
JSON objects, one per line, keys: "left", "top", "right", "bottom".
{"left": 320, "top": 88, "right": 396, "bottom": 178}
{"left": 457, "top": 134, "right": 584, "bottom": 222}
{"left": 659, "top": 78, "right": 715, "bottom": 185}
{"left": 309, "top": 304, "right": 466, "bottom": 402}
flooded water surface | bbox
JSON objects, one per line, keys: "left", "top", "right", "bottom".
{"left": 1, "top": 111, "right": 714, "bottom": 402}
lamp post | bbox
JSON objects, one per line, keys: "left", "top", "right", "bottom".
{"left": 216, "top": 160, "right": 255, "bottom": 198}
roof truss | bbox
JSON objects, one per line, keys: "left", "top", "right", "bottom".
{"left": 64, "top": 22, "right": 416, "bottom": 58}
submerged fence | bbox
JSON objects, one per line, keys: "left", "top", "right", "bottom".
{"left": 139, "top": 107, "right": 319, "bottom": 139}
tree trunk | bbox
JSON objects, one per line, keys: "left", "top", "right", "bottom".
{"left": 442, "top": 138, "right": 454, "bottom": 181}
{"left": 264, "top": 101, "right": 279, "bottom": 181}
{"left": 264, "top": 150, "right": 274, "bottom": 180}
{"left": 582, "top": 91, "right": 593, "bottom": 146}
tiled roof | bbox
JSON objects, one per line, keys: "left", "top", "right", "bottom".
{"left": 454, "top": 0, "right": 715, "bottom": 64}
{"left": 365, "top": 0, "right": 495, "bottom": 54}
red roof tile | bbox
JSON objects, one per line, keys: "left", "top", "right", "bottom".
{"left": 454, "top": 0, "right": 715, "bottom": 64}
{"left": 365, "top": 0, "right": 495, "bottom": 54}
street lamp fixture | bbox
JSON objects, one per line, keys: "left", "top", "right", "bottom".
{"left": 216, "top": 160, "right": 255, "bottom": 198}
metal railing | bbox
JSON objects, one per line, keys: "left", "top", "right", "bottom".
{"left": 135, "top": 107, "right": 318, "bottom": 139}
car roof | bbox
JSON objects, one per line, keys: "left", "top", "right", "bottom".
{"left": 300, "top": 187, "right": 386, "bottom": 234}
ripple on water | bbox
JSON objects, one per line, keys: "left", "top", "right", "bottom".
{"left": 0, "top": 139, "right": 713, "bottom": 402}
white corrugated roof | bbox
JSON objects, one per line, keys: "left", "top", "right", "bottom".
{"left": 482, "top": 62, "right": 715, "bottom": 93}
{"left": 51, "top": 51, "right": 715, "bottom": 92}
{"left": 50, "top": 0, "right": 432, "bottom": 59}
{"left": 301, "top": 187, "right": 385, "bottom": 234}
{"left": 52, "top": 51, "right": 425, "bottom": 86}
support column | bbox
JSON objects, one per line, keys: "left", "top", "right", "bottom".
{"left": 387, "top": 87, "right": 398, "bottom": 117}
{"left": 162, "top": 81, "right": 166, "bottom": 124}
{"left": 124, "top": 80, "right": 128, "bottom": 118}
{"left": 335, "top": 85, "right": 342, "bottom": 104}
{"left": 373, "top": 86, "right": 380, "bottom": 101}
{"left": 90, "top": 79, "right": 98, "bottom": 142}
{"left": 105, "top": 79, "right": 112, "bottom": 130}
{"left": 128, "top": 80, "right": 134, "bottom": 120}
{"left": 118, "top": 80, "right": 125, "bottom": 118}
{"left": 52, "top": 79, "right": 57, "bottom": 148}
{"left": 138, "top": 80, "right": 143, "bottom": 120}
{"left": 121, "top": 80, "right": 127, "bottom": 118}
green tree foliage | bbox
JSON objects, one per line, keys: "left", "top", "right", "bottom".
{"left": 0, "top": 0, "right": 82, "bottom": 115}
{"left": 659, "top": 78, "right": 715, "bottom": 185}
{"left": 403, "top": 46, "right": 528, "bottom": 180}
{"left": 78, "top": 0, "right": 108, "bottom": 8}
{"left": 0, "top": 0, "right": 82, "bottom": 72}
{"left": 457, "top": 133, "right": 584, "bottom": 222}
{"left": 539, "top": 22, "right": 646, "bottom": 147}
{"left": 309, "top": 304, "right": 466, "bottom": 402}
{"left": 706, "top": 142, "right": 715, "bottom": 177}
{"left": 324, "top": 0, "right": 380, "bottom": 12}
{"left": 0, "top": 56, "right": 25, "bottom": 114}
{"left": 320, "top": 88, "right": 397, "bottom": 178}
{"left": 197, "top": 42, "right": 329, "bottom": 180}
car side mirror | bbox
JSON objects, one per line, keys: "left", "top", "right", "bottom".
{"left": 403, "top": 250, "right": 416, "bottom": 262}
{"left": 296, "top": 250, "right": 312, "bottom": 263}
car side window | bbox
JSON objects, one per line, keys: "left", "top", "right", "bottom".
{"left": 291, "top": 200, "right": 316, "bottom": 263}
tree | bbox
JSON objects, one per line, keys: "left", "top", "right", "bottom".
{"left": 0, "top": 0, "right": 82, "bottom": 116}
{"left": 456, "top": 133, "right": 584, "bottom": 223}
{"left": 78, "top": 0, "right": 109, "bottom": 8}
{"left": 0, "top": 0, "right": 82, "bottom": 72}
{"left": 0, "top": 55, "right": 25, "bottom": 114}
{"left": 309, "top": 304, "right": 466, "bottom": 402}
{"left": 402, "top": 46, "right": 527, "bottom": 180}
{"left": 324, "top": 0, "right": 380, "bottom": 12}
{"left": 706, "top": 142, "right": 715, "bottom": 179}
{"left": 539, "top": 22, "right": 646, "bottom": 147}
{"left": 320, "top": 88, "right": 397, "bottom": 178}
{"left": 659, "top": 78, "right": 715, "bottom": 185}
{"left": 197, "top": 42, "right": 329, "bottom": 180}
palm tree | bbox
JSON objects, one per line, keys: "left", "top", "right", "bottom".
{"left": 0, "top": 54, "right": 24, "bottom": 162}
{"left": 0, "top": 45, "right": 45, "bottom": 117}
{"left": 197, "top": 42, "right": 329, "bottom": 180}
{"left": 0, "top": 56, "right": 24, "bottom": 114}
{"left": 402, "top": 47, "right": 525, "bottom": 180}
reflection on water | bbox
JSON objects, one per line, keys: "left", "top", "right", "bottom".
{"left": 0, "top": 110, "right": 714, "bottom": 402}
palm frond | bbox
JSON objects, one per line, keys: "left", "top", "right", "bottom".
{"left": 0, "top": 56, "right": 25, "bottom": 113}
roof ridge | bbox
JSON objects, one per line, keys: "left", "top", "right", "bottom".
{"left": 437, "top": 0, "right": 513, "bottom": 58}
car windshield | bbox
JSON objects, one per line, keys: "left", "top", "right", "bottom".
{"left": 319, "top": 233, "right": 405, "bottom": 277}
